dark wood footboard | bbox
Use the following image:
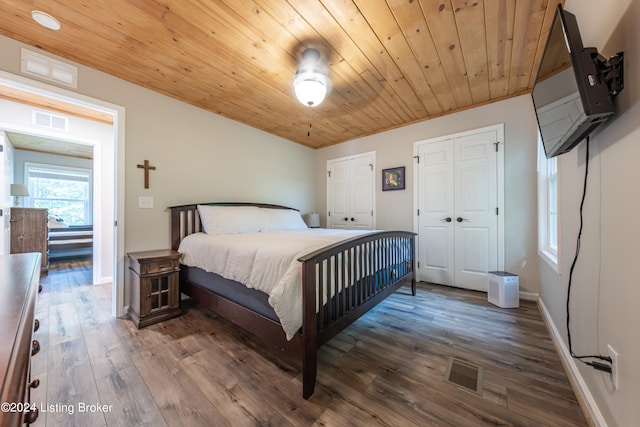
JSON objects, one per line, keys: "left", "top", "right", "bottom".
{"left": 298, "top": 231, "right": 416, "bottom": 398}
{"left": 169, "top": 203, "right": 415, "bottom": 399}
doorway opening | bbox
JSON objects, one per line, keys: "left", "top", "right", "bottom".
{"left": 0, "top": 70, "right": 126, "bottom": 317}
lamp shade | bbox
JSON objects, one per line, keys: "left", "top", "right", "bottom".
{"left": 10, "top": 184, "right": 29, "bottom": 197}
{"left": 294, "top": 48, "right": 329, "bottom": 107}
{"left": 304, "top": 213, "right": 320, "bottom": 228}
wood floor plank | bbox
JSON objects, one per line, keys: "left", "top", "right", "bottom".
{"left": 43, "top": 338, "right": 106, "bottom": 427}
{"left": 32, "top": 261, "right": 588, "bottom": 426}
{"left": 131, "top": 344, "right": 230, "bottom": 426}
{"left": 94, "top": 364, "right": 167, "bottom": 427}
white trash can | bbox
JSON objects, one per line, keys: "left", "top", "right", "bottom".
{"left": 487, "top": 271, "right": 519, "bottom": 308}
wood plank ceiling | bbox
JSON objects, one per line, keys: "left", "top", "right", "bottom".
{"left": 0, "top": 0, "right": 564, "bottom": 149}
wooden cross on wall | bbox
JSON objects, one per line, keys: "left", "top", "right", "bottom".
{"left": 137, "top": 160, "right": 156, "bottom": 189}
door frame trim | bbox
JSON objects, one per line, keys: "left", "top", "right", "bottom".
{"left": 412, "top": 124, "right": 505, "bottom": 281}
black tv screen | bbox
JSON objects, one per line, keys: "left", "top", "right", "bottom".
{"left": 531, "top": 6, "right": 616, "bottom": 158}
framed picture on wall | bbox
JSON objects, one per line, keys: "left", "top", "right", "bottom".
{"left": 382, "top": 166, "right": 405, "bottom": 191}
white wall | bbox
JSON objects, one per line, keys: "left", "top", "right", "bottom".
{"left": 539, "top": 1, "right": 640, "bottom": 425}
{"left": 315, "top": 95, "right": 540, "bottom": 295}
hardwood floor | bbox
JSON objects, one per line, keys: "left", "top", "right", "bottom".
{"left": 31, "top": 260, "right": 588, "bottom": 426}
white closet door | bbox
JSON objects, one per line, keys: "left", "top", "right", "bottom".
{"left": 327, "top": 158, "right": 350, "bottom": 229}
{"left": 327, "top": 152, "right": 375, "bottom": 230}
{"left": 453, "top": 131, "right": 498, "bottom": 291}
{"left": 416, "top": 126, "right": 502, "bottom": 291}
{"left": 416, "top": 140, "right": 455, "bottom": 285}
{"left": 349, "top": 154, "right": 374, "bottom": 230}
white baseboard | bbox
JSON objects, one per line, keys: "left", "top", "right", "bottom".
{"left": 98, "top": 275, "right": 113, "bottom": 284}
{"left": 519, "top": 291, "right": 538, "bottom": 301}
{"left": 537, "top": 298, "right": 607, "bottom": 427}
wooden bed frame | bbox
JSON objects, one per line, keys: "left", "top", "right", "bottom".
{"left": 48, "top": 226, "right": 93, "bottom": 261}
{"left": 169, "top": 202, "right": 416, "bottom": 399}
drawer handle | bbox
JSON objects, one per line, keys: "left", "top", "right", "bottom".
{"left": 34, "top": 319, "right": 40, "bottom": 332}
{"left": 24, "top": 407, "right": 39, "bottom": 424}
{"left": 31, "top": 340, "right": 40, "bottom": 356}
{"left": 159, "top": 264, "right": 165, "bottom": 268}
{"left": 29, "top": 378, "right": 40, "bottom": 389}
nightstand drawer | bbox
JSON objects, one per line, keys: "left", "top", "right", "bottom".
{"left": 141, "top": 259, "right": 179, "bottom": 275}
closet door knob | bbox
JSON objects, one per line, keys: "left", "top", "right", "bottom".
{"left": 440, "top": 217, "right": 452, "bottom": 222}
{"left": 456, "top": 217, "right": 468, "bottom": 222}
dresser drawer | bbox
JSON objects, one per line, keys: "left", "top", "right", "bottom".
{"left": 140, "top": 259, "right": 179, "bottom": 275}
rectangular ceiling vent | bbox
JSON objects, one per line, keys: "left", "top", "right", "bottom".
{"left": 33, "top": 110, "right": 68, "bottom": 131}
{"left": 20, "top": 48, "right": 78, "bottom": 88}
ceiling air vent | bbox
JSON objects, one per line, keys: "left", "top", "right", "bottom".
{"left": 20, "top": 48, "right": 77, "bottom": 88}
{"left": 33, "top": 110, "right": 68, "bottom": 131}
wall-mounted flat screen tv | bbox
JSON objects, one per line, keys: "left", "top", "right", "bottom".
{"left": 531, "top": 5, "right": 622, "bottom": 158}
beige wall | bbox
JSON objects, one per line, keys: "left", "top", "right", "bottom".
{"left": 0, "top": 34, "right": 316, "bottom": 317}
{"left": 0, "top": 35, "right": 317, "bottom": 257}
{"left": 540, "top": 1, "right": 640, "bottom": 425}
{"left": 315, "top": 95, "right": 540, "bottom": 295}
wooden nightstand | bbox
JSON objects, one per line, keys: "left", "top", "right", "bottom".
{"left": 127, "top": 249, "right": 182, "bottom": 328}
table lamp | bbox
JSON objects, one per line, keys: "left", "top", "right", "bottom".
{"left": 10, "top": 184, "right": 29, "bottom": 207}
{"left": 304, "top": 213, "right": 320, "bottom": 228}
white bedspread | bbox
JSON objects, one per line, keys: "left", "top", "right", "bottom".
{"left": 178, "top": 229, "right": 373, "bottom": 340}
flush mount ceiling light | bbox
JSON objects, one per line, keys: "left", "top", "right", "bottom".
{"left": 31, "top": 10, "right": 61, "bottom": 31}
{"left": 293, "top": 48, "right": 329, "bottom": 107}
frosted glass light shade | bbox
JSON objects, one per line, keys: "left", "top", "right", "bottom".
{"left": 32, "top": 11, "right": 61, "bottom": 30}
{"left": 294, "top": 77, "right": 327, "bottom": 107}
{"left": 293, "top": 48, "right": 329, "bottom": 107}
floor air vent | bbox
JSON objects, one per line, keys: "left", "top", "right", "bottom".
{"left": 444, "top": 357, "right": 483, "bottom": 395}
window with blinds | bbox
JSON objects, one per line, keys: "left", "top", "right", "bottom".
{"left": 25, "top": 163, "right": 92, "bottom": 226}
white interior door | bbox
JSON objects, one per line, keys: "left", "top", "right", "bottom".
{"left": 328, "top": 158, "right": 349, "bottom": 229}
{"left": 416, "top": 140, "right": 455, "bottom": 285}
{"left": 327, "top": 152, "right": 375, "bottom": 230}
{"left": 415, "top": 125, "right": 503, "bottom": 291}
{"left": 453, "top": 132, "right": 498, "bottom": 290}
{"left": 350, "top": 154, "right": 375, "bottom": 230}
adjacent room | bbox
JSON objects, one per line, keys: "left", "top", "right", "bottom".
{"left": 1, "top": 0, "right": 638, "bottom": 426}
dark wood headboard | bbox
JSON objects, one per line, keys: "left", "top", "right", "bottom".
{"left": 168, "top": 202, "right": 298, "bottom": 251}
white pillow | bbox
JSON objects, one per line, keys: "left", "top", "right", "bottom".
{"left": 263, "top": 208, "right": 308, "bottom": 231}
{"left": 197, "top": 205, "right": 266, "bottom": 235}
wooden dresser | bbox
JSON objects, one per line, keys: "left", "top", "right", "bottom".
{"left": 0, "top": 253, "right": 42, "bottom": 427}
{"left": 10, "top": 208, "right": 49, "bottom": 276}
